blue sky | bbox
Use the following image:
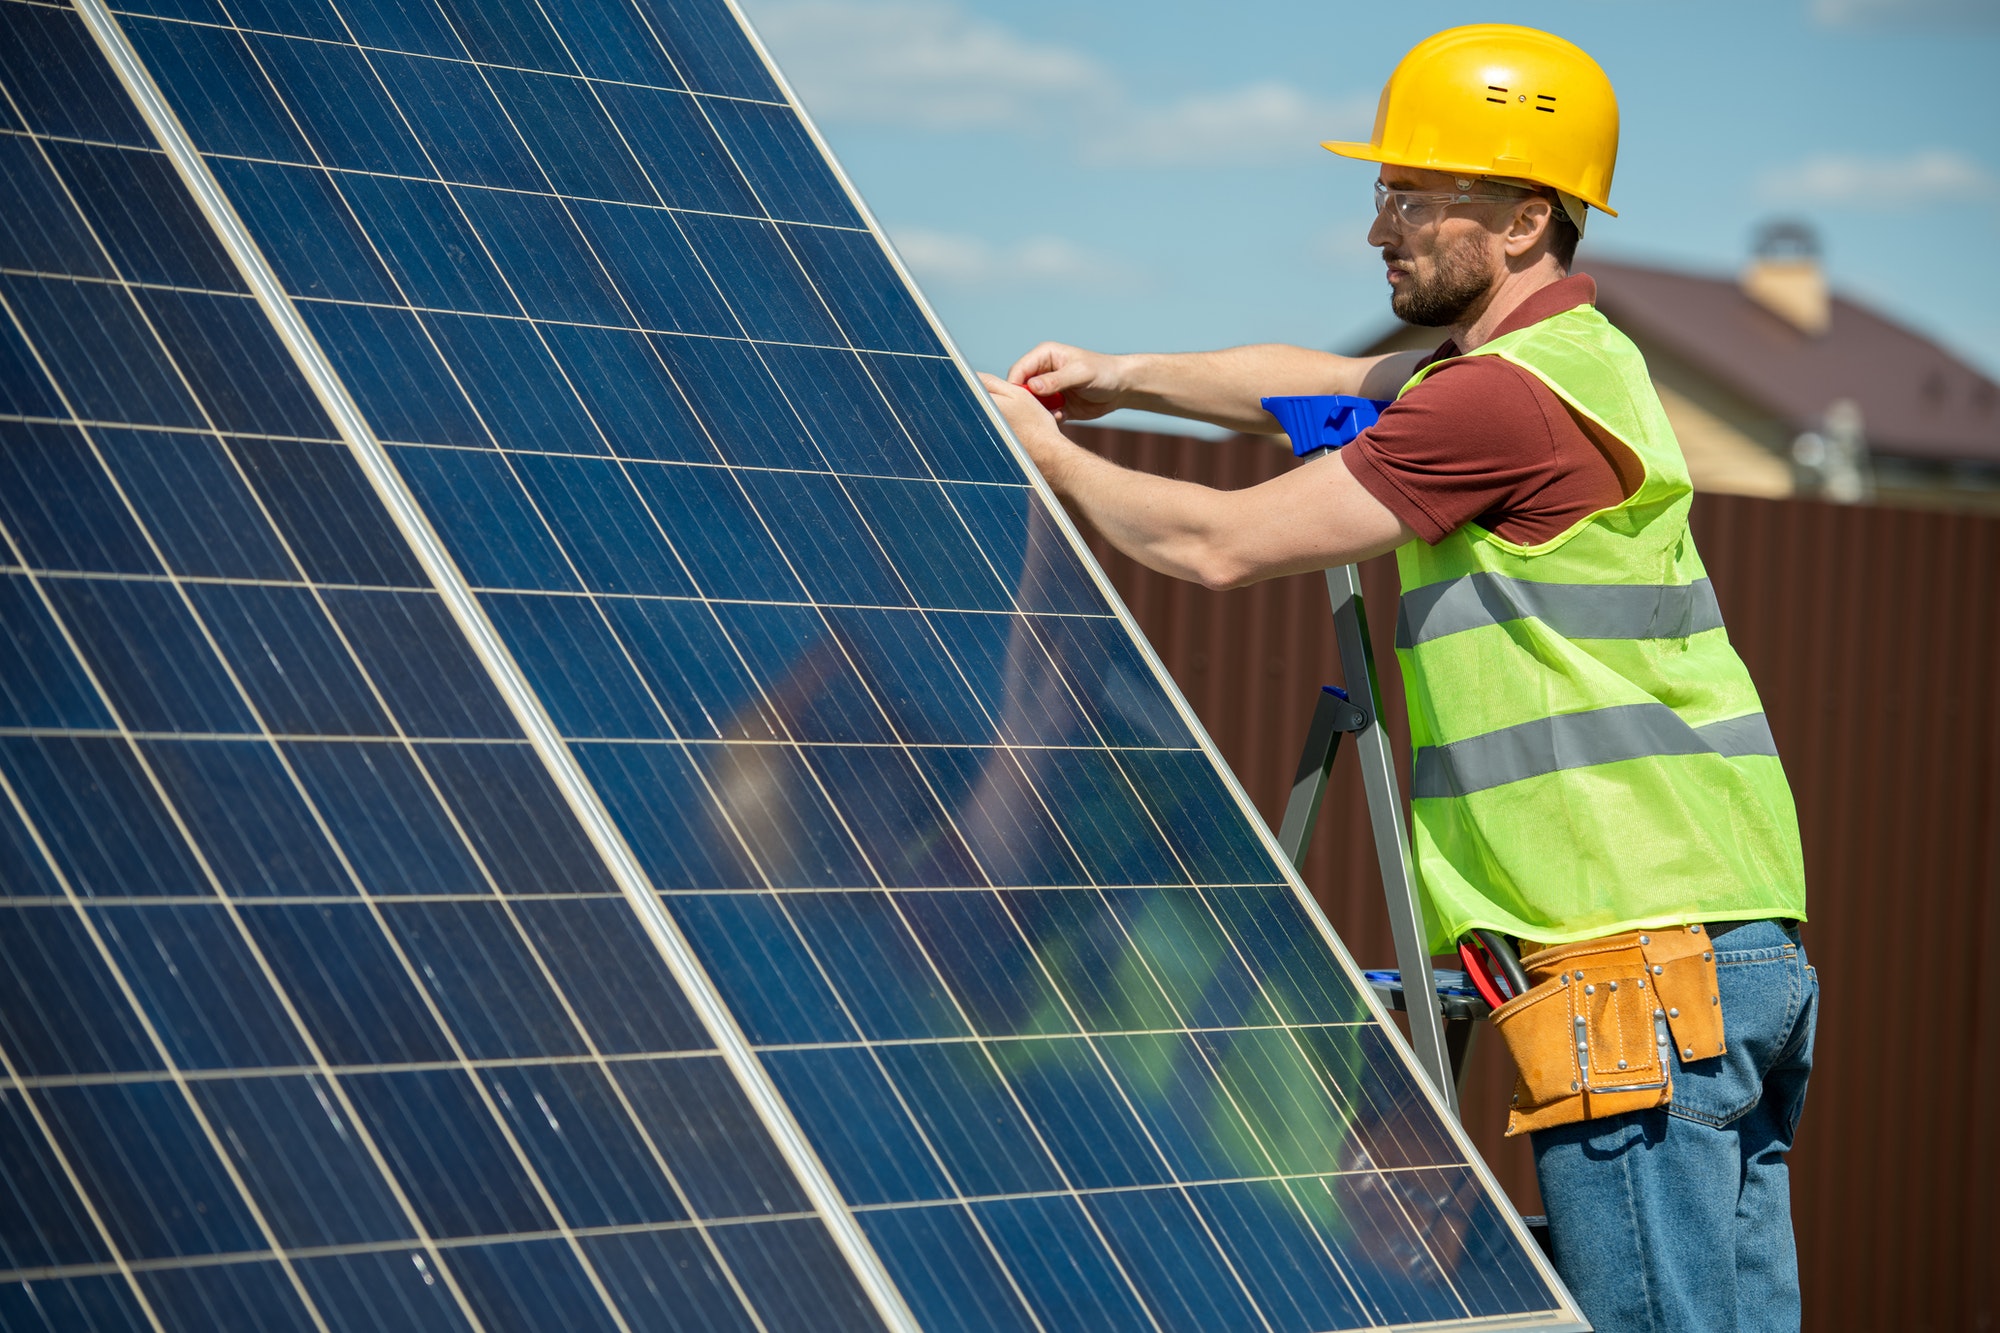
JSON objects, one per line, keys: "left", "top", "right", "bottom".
{"left": 738, "top": 0, "right": 2000, "bottom": 434}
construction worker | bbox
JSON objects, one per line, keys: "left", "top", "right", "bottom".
{"left": 981, "top": 24, "right": 1816, "bottom": 1333}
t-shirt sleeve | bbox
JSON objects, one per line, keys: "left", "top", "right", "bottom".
{"left": 1340, "top": 357, "right": 1570, "bottom": 545}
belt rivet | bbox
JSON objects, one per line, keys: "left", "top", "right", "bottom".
{"left": 1637, "top": 978, "right": 1646, "bottom": 989}
{"left": 1571, "top": 1081, "right": 1579, "bottom": 1092}
{"left": 1585, "top": 984, "right": 1595, "bottom": 995}
{"left": 1690, "top": 925, "right": 1702, "bottom": 934}
{"left": 1608, "top": 981, "right": 1618, "bottom": 991}
{"left": 1683, "top": 1047, "right": 1695, "bottom": 1059}
{"left": 1617, "top": 1059, "right": 1628, "bottom": 1069}
{"left": 1577, "top": 1041, "right": 1589, "bottom": 1052}
{"left": 1653, "top": 965, "right": 1664, "bottom": 975}
{"left": 1669, "top": 1007, "right": 1679, "bottom": 1018}
{"left": 1654, "top": 1008, "right": 1665, "bottom": 1019}
{"left": 1638, "top": 935, "right": 1650, "bottom": 945}
{"left": 1704, "top": 952, "right": 1712, "bottom": 962}
{"left": 1712, "top": 995, "right": 1720, "bottom": 1005}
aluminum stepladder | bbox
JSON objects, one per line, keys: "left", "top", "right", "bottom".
{"left": 1262, "top": 395, "right": 1492, "bottom": 1117}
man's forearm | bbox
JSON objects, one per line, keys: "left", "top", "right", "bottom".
{"left": 1110, "top": 345, "right": 1423, "bottom": 433}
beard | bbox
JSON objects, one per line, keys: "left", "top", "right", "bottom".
{"left": 1388, "top": 234, "right": 1495, "bottom": 327}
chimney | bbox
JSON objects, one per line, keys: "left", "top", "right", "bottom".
{"left": 1741, "top": 220, "right": 1830, "bottom": 336}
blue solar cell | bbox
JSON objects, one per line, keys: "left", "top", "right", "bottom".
{"left": 363, "top": 51, "right": 546, "bottom": 191}
{"left": 291, "top": 1249, "right": 477, "bottom": 1333}
{"left": 784, "top": 892, "right": 973, "bottom": 1041}
{"left": 704, "top": 98, "right": 863, "bottom": 228}
{"left": 0, "top": 736, "right": 211, "bottom": 897}
{"left": 636, "top": 0, "right": 782, "bottom": 102}
{"left": 0, "top": 2, "right": 1570, "bottom": 1326}
{"left": 610, "top": 1056, "right": 810, "bottom": 1218}
{"left": 537, "top": 0, "right": 685, "bottom": 89}
{"left": 677, "top": 211, "right": 844, "bottom": 344}
{"left": 224, "top": 437, "right": 432, "bottom": 586}
{"left": 765, "top": 1047, "right": 954, "bottom": 1206}
{"left": 191, "top": 1076, "right": 417, "bottom": 1248}
{"left": 125, "top": 20, "right": 315, "bottom": 164}
{"left": 454, "top": 192, "right": 633, "bottom": 327}
{"left": 0, "top": 422, "right": 162, "bottom": 577}
{"left": 1, "top": 274, "right": 204, "bottom": 428}
{"left": 0, "top": 1089, "right": 112, "bottom": 1271}
{"left": 875, "top": 1041, "right": 1064, "bottom": 1197}
{"left": 785, "top": 225, "right": 948, "bottom": 358}
{"left": 536, "top": 324, "right": 719, "bottom": 462}
{"left": 972, "top": 1194, "right": 1155, "bottom": 1331}
{"left": 510, "top": 454, "right": 700, "bottom": 595}
{"left": 244, "top": 33, "right": 432, "bottom": 176}
{"left": 37, "top": 1081, "right": 266, "bottom": 1260}
{"left": 580, "top": 1229, "right": 764, "bottom": 1333}
{"left": 667, "top": 894, "right": 860, "bottom": 1043}
{"left": 0, "top": 906, "right": 164, "bottom": 1077}
{"left": 139, "top": 1261, "right": 318, "bottom": 1333}
{"left": 1085, "top": 1187, "right": 1267, "bottom": 1333}
{"left": 328, "top": 172, "right": 518, "bottom": 315}
{"left": 342, "top": 1069, "right": 557, "bottom": 1237}
{"left": 239, "top": 903, "right": 460, "bottom": 1062}
{"left": 0, "top": 3, "right": 155, "bottom": 147}
{"left": 804, "top": 746, "right": 986, "bottom": 887}
{"left": 43, "top": 579, "right": 254, "bottom": 732}
{"left": 705, "top": 1216, "right": 888, "bottom": 1333}
{"left": 302, "top": 305, "right": 490, "bottom": 446}
{"left": 95, "top": 902, "right": 318, "bottom": 1068}
{"left": 2, "top": 577, "right": 114, "bottom": 728}
{"left": 484, "top": 67, "right": 658, "bottom": 204}
{"left": 592, "top": 82, "right": 759, "bottom": 214}
{"left": 1, "top": 135, "right": 117, "bottom": 278}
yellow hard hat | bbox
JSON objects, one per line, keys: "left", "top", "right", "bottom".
{"left": 1323, "top": 24, "right": 1619, "bottom": 217}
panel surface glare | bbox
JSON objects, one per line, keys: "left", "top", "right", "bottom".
{"left": 0, "top": 0, "right": 1576, "bottom": 1328}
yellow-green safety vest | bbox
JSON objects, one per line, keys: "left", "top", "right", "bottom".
{"left": 1392, "top": 303, "right": 1808, "bottom": 952}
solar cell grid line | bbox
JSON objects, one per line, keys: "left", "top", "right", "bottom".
{"left": 65, "top": 1, "right": 919, "bottom": 1330}
{"left": 0, "top": 0, "right": 1584, "bottom": 1325}
{"left": 3, "top": 5, "right": 876, "bottom": 1320}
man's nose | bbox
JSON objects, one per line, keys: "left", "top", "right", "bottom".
{"left": 1366, "top": 209, "right": 1397, "bottom": 247}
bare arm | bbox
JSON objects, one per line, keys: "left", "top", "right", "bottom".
{"left": 981, "top": 375, "right": 1417, "bottom": 588}
{"left": 1007, "top": 341, "right": 1428, "bottom": 435}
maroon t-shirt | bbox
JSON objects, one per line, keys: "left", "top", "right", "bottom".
{"left": 1342, "top": 275, "right": 1638, "bottom": 546}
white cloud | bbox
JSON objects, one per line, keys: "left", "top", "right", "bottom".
{"left": 888, "top": 227, "right": 1140, "bottom": 291}
{"left": 742, "top": 0, "right": 1358, "bottom": 167}
{"left": 743, "top": 0, "right": 1106, "bottom": 131}
{"left": 1761, "top": 148, "right": 1998, "bottom": 205}
{"left": 1810, "top": 0, "right": 2000, "bottom": 27}
{"left": 1079, "top": 81, "right": 1371, "bottom": 168}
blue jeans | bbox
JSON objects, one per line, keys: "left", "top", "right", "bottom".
{"left": 1531, "top": 919, "right": 1819, "bottom": 1333}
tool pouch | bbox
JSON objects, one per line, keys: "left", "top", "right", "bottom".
{"left": 1489, "top": 925, "right": 1725, "bottom": 1137}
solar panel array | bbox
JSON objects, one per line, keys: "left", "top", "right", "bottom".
{"left": 0, "top": 0, "right": 1582, "bottom": 1328}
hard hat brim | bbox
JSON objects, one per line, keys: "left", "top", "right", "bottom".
{"left": 1320, "top": 139, "right": 1618, "bottom": 217}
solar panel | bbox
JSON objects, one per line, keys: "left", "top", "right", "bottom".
{"left": 0, "top": 0, "right": 1585, "bottom": 1328}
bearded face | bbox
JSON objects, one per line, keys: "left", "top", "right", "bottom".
{"left": 1386, "top": 224, "right": 1499, "bottom": 328}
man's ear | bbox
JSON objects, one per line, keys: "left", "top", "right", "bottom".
{"left": 1502, "top": 196, "right": 1554, "bottom": 259}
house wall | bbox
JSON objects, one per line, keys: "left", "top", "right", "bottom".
{"left": 1070, "top": 423, "right": 2000, "bottom": 1333}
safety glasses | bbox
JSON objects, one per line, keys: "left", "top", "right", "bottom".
{"left": 1373, "top": 179, "right": 1532, "bottom": 230}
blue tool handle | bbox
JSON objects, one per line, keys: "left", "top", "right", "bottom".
{"left": 1260, "top": 394, "right": 1393, "bottom": 457}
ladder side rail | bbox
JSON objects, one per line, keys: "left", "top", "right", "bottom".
{"left": 1325, "top": 563, "right": 1458, "bottom": 1113}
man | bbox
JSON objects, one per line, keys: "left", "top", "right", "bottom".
{"left": 980, "top": 24, "right": 1817, "bottom": 1333}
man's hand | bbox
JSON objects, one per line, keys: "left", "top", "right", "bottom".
{"left": 980, "top": 373, "right": 1080, "bottom": 488}
{"left": 1005, "top": 342, "right": 1126, "bottom": 423}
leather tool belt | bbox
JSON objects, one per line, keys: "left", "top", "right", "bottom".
{"left": 1487, "top": 924, "right": 1727, "bottom": 1137}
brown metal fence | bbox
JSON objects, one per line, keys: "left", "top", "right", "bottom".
{"left": 1070, "top": 425, "right": 2000, "bottom": 1333}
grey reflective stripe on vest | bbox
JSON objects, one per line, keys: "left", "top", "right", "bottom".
{"left": 1411, "top": 705, "right": 1779, "bottom": 799}
{"left": 1396, "top": 574, "right": 1724, "bottom": 650}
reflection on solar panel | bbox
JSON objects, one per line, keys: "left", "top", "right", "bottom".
{"left": 0, "top": 0, "right": 1585, "bottom": 1327}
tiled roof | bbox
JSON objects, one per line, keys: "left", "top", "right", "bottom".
{"left": 1579, "top": 256, "right": 2000, "bottom": 466}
